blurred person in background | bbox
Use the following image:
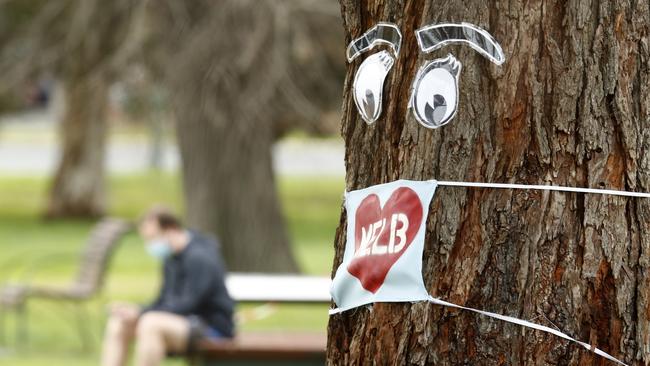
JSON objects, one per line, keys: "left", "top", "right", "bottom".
{"left": 101, "top": 207, "right": 235, "bottom": 366}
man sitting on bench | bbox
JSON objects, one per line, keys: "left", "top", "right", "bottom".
{"left": 101, "top": 207, "right": 235, "bottom": 366}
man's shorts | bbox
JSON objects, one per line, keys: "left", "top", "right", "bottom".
{"left": 187, "top": 315, "right": 230, "bottom": 352}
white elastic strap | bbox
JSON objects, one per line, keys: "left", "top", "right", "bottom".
{"left": 330, "top": 298, "right": 626, "bottom": 365}
{"left": 329, "top": 307, "right": 342, "bottom": 315}
{"left": 428, "top": 296, "right": 627, "bottom": 365}
{"left": 436, "top": 180, "right": 650, "bottom": 199}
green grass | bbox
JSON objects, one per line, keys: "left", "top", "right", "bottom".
{"left": 0, "top": 173, "right": 344, "bottom": 365}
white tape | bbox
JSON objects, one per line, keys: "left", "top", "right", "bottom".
{"left": 428, "top": 296, "right": 627, "bottom": 365}
{"left": 329, "top": 307, "right": 341, "bottom": 315}
{"left": 330, "top": 298, "right": 626, "bottom": 365}
{"left": 436, "top": 180, "right": 650, "bottom": 198}
{"left": 430, "top": 179, "right": 636, "bottom": 364}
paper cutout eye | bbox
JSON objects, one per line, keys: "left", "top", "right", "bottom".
{"left": 353, "top": 50, "right": 395, "bottom": 124}
{"left": 408, "top": 22, "right": 505, "bottom": 129}
{"left": 416, "top": 22, "right": 505, "bottom": 66}
{"left": 347, "top": 22, "right": 402, "bottom": 125}
{"left": 410, "top": 54, "right": 461, "bottom": 129}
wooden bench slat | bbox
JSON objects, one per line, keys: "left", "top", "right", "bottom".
{"left": 198, "top": 332, "right": 326, "bottom": 361}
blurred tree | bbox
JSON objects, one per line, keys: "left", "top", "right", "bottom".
{"left": 0, "top": 0, "right": 47, "bottom": 111}
{"left": 117, "top": 67, "right": 169, "bottom": 170}
{"left": 328, "top": 0, "right": 650, "bottom": 365}
{"left": 0, "top": 0, "right": 145, "bottom": 218}
{"left": 46, "top": 0, "right": 144, "bottom": 218}
{"left": 148, "top": 0, "right": 344, "bottom": 272}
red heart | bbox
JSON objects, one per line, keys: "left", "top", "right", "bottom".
{"left": 347, "top": 187, "right": 423, "bottom": 293}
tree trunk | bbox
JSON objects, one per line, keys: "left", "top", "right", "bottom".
{"left": 328, "top": 1, "right": 650, "bottom": 365}
{"left": 43, "top": 0, "right": 141, "bottom": 219}
{"left": 175, "top": 106, "right": 298, "bottom": 272}
{"left": 46, "top": 75, "right": 108, "bottom": 218}
{"left": 149, "top": 0, "right": 344, "bottom": 272}
{"left": 155, "top": 0, "right": 301, "bottom": 273}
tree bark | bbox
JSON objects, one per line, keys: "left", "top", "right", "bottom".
{"left": 328, "top": 1, "right": 650, "bottom": 365}
{"left": 46, "top": 75, "right": 108, "bottom": 218}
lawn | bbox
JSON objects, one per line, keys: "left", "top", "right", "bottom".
{"left": 0, "top": 173, "right": 344, "bottom": 365}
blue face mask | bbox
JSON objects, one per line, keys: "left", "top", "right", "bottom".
{"left": 146, "top": 239, "right": 172, "bottom": 260}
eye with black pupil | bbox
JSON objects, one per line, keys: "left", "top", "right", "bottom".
{"left": 410, "top": 54, "right": 461, "bottom": 129}
{"left": 423, "top": 94, "right": 447, "bottom": 124}
{"left": 363, "top": 89, "right": 376, "bottom": 120}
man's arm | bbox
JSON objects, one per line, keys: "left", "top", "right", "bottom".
{"left": 140, "top": 264, "right": 169, "bottom": 313}
{"left": 154, "top": 252, "right": 215, "bottom": 315}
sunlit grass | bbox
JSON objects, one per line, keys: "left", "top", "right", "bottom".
{"left": 0, "top": 172, "right": 343, "bottom": 365}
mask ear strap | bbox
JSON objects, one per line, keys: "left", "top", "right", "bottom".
{"left": 347, "top": 22, "right": 402, "bottom": 62}
{"left": 415, "top": 22, "right": 505, "bottom": 65}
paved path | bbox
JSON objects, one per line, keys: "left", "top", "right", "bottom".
{"left": 0, "top": 111, "right": 345, "bottom": 176}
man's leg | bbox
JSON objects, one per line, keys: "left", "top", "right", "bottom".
{"left": 101, "top": 311, "right": 137, "bottom": 366}
{"left": 134, "top": 311, "right": 190, "bottom": 366}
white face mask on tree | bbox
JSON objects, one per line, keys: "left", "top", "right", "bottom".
{"left": 330, "top": 179, "right": 637, "bottom": 366}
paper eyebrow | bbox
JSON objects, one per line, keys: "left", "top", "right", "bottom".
{"left": 347, "top": 22, "right": 402, "bottom": 62}
{"left": 415, "top": 22, "right": 505, "bottom": 65}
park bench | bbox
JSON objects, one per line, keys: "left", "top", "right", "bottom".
{"left": 193, "top": 273, "right": 332, "bottom": 366}
{"left": 0, "top": 218, "right": 131, "bottom": 348}
{"left": 0, "top": 221, "right": 332, "bottom": 363}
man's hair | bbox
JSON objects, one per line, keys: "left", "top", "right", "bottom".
{"left": 141, "top": 206, "right": 183, "bottom": 230}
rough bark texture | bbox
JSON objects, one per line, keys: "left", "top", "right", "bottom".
{"left": 327, "top": 0, "right": 650, "bottom": 365}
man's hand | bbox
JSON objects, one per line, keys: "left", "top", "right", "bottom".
{"left": 108, "top": 302, "right": 141, "bottom": 322}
